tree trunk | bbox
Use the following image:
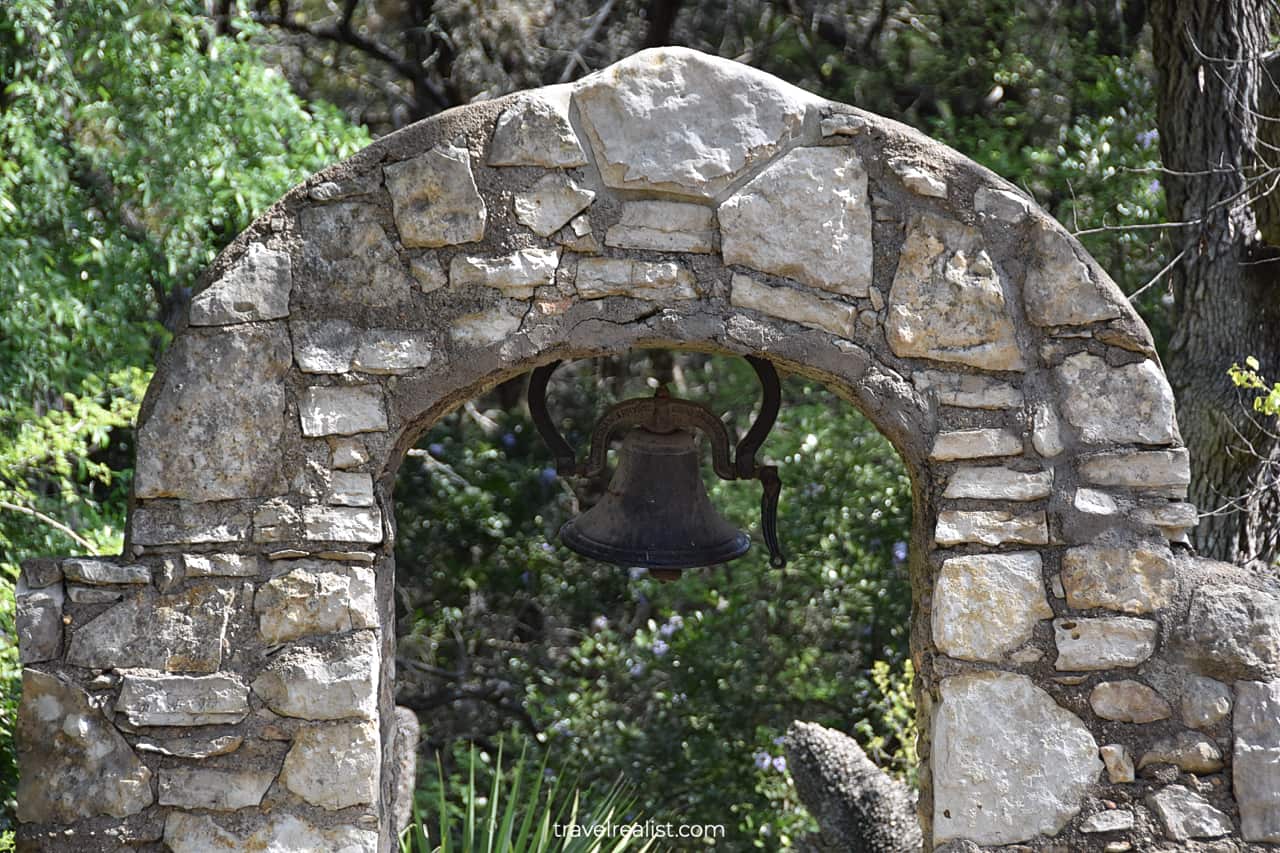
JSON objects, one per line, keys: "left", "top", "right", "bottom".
{"left": 1151, "top": 0, "right": 1280, "bottom": 569}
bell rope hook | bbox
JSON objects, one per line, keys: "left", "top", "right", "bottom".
{"left": 528, "top": 355, "right": 787, "bottom": 572}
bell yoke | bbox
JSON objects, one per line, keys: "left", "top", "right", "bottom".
{"left": 527, "top": 355, "right": 787, "bottom": 579}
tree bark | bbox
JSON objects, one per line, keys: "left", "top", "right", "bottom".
{"left": 1151, "top": 0, "right": 1280, "bottom": 569}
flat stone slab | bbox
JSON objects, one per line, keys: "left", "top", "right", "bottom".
{"left": 1089, "top": 679, "right": 1171, "bottom": 723}
{"left": 1054, "top": 617, "right": 1157, "bottom": 670}
{"left": 251, "top": 630, "right": 379, "bottom": 720}
{"left": 384, "top": 140, "right": 486, "bottom": 248}
{"left": 575, "top": 257, "right": 697, "bottom": 301}
{"left": 255, "top": 560, "right": 376, "bottom": 644}
{"left": 281, "top": 719, "right": 381, "bottom": 810}
{"left": 299, "top": 385, "right": 387, "bottom": 437}
{"left": 115, "top": 671, "right": 250, "bottom": 727}
{"left": 487, "top": 88, "right": 587, "bottom": 168}
{"left": 450, "top": 248, "right": 561, "bottom": 298}
{"left": 932, "top": 552, "right": 1053, "bottom": 662}
{"left": 1147, "top": 784, "right": 1233, "bottom": 841}
{"left": 1056, "top": 352, "right": 1176, "bottom": 445}
{"left": 943, "top": 466, "right": 1053, "bottom": 501}
{"left": 189, "top": 243, "right": 292, "bottom": 326}
{"left": 930, "top": 428, "right": 1021, "bottom": 461}
{"left": 66, "top": 584, "right": 234, "bottom": 673}
{"left": 1234, "top": 679, "right": 1280, "bottom": 842}
{"left": 164, "top": 813, "right": 378, "bottom": 853}
{"left": 1060, "top": 543, "right": 1176, "bottom": 614}
{"left": 605, "top": 200, "right": 715, "bottom": 253}
{"left": 934, "top": 510, "right": 1048, "bottom": 547}
{"left": 158, "top": 766, "right": 275, "bottom": 810}
{"left": 514, "top": 174, "right": 595, "bottom": 237}
{"left": 932, "top": 670, "right": 1101, "bottom": 845}
{"left": 1024, "top": 221, "right": 1125, "bottom": 327}
{"left": 730, "top": 273, "right": 855, "bottom": 337}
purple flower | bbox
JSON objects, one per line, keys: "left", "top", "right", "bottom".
{"left": 1136, "top": 128, "right": 1158, "bottom": 148}
{"left": 1148, "top": 178, "right": 1162, "bottom": 194}
{"left": 551, "top": 719, "right": 571, "bottom": 736}
{"left": 659, "top": 614, "right": 683, "bottom": 637}
{"left": 539, "top": 467, "right": 557, "bottom": 485}
{"left": 772, "top": 755, "right": 787, "bottom": 773}
{"left": 892, "top": 541, "right": 908, "bottom": 564}
{"left": 591, "top": 615, "right": 609, "bottom": 631}
{"left": 652, "top": 639, "right": 669, "bottom": 657}
{"left": 629, "top": 662, "right": 646, "bottom": 677}
{"left": 501, "top": 432, "right": 517, "bottom": 449}
{"left": 428, "top": 442, "right": 445, "bottom": 456}
{"left": 753, "top": 751, "right": 771, "bottom": 770}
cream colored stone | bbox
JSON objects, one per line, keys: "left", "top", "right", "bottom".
{"left": 729, "top": 273, "right": 855, "bottom": 337}
{"left": 974, "top": 186, "right": 1034, "bottom": 223}
{"left": 282, "top": 720, "right": 381, "bottom": 810}
{"left": 1057, "top": 353, "right": 1176, "bottom": 445}
{"left": 1101, "top": 744, "right": 1135, "bottom": 783}
{"left": 384, "top": 141, "right": 486, "bottom": 248}
{"left": 292, "top": 320, "right": 356, "bottom": 374}
{"left": 1054, "top": 617, "right": 1157, "bottom": 670}
{"left": 450, "top": 308, "right": 523, "bottom": 346}
{"left": 251, "top": 631, "right": 379, "bottom": 720}
{"left": 1060, "top": 543, "right": 1176, "bottom": 614}
{"left": 66, "top": 584, "right": 233, "bottom": 673}
{"left": 351, "top": 330, "right": 433, "bottom": 374}
{"left": 929, "top": 428, "right": 1021, "bottom": 460}
{"left": 303, "top": 506, "right": 383, "bottom": 544}
{"left": 720, "top": 146, "right": 872, "bottom": 297}
{"left": 1182, "top": 675, "right": 1231, "bottom": 729}
{"left": 1089, "top": 680, "right": 1171, "bottom": 723}
{"left": 572, "top": 47, "right": 817, "bottom": 199}
{"left": 932, "top": 552, "right": 1053, "bottom": 662}
{"left": 820, "top": 113, "right": 869, "bottom": 136}
{"left": 116, "top": 672, "right": 250, "bottom": 727}
{"left": 934, "top": 510, "right": 1048, "bottom": 546}
{"left": 942, "top": 466, "right": 1053, "bottom": 501}
{"left": 912, "top": 370, "right": 1024, "bottom": 409}
{"left": 488, "top": 89, "right": 587, "bottom": 168}
{"left": 513, "top": 174, "right": 595, "bottom": 237}
{"left": 1079, "top": 449, "right": 1190, "bottom": 496}
{"left": 1135, "top": 502, "right": 1199, "bottom": 537}
{"left": 932, "top": 671, "right": 1101, "bottom": 845}
{"left": 182, "top": 553, "right": 259, "bottom": 578}
{"left": 164, "top": 813, "right": 378, "bottom": 853}
{"left": 1031, "top": 401, "right": 1065, "bottom": 457}
{"left": 575, "top": 257, "right": 697, "bottom": 301}
{"left": 450, "top": 248, "right": 560, "bottom": 298}
{"left": 331, "top": 438, "right": 368, "bottom": 471}
{"left": 1147, "top": 785, "right": 1233, "bottom": 840}
{"left": 1139, "top": 731, "right": 1224, "bottom": 774}
{"left": 1074, "top": 489, "right": 1119, "bottom": 516}
{"left": 299, "top": 385, "right": 386, "bottom": 437}
{"left": 1235, "top": 679, "right": 1280, "bottom": 842}
{"left": 410, "top": 254, "right": 447, "bottom": 293}
{"left": 255, "top": 561, "right": 376, "bottom": 644}
{"left": 158, "top": 766, "right": 275, "bottom": 810}
{"left": 189, "top": 243, "right": 292, "bottom": 326}
{"left": 1024, "top": 221, "right": 1125, "bottom": 326}
{"left": 605, "top": 200, "right": 715, "bottom": 253}
{"left": 1081, "top": 810, "right": 1135, "bottom": 833}
{"left": 330, "top": 471, "right": 374, "bottom": 507}
{"left": 892, "top": 161, "right": 947, "bottom": 197}
{"left": 887, "top": 215, "right": 1024, "bottom": 371}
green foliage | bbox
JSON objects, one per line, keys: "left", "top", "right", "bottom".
{"left": 1230, "top": 356, "right": 1280, "bottom": 418}
{"left": 403, "top": 741, "right": 655, "bottom": 853}
{"left": 395, "top": 356, "right": 915, "bottom": 847}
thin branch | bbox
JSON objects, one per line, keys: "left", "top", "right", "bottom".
{"left": 0, "top": 500, "right": 97, "bottom": 552}
{"left": 1128, "top": 248, "right": 1185, "bottom": 302}
{"left": 558, "top": 0, "right": 618, "bottom": 84}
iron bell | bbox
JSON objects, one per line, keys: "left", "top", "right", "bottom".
{"left": 528, "top": 356, "right": 786, "bottom": 580}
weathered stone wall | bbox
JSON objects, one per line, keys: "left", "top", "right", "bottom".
{"left": 15, "top": 47, "right": 1280, "bottom": 851}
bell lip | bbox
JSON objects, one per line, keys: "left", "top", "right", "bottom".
{"left": 559, "top": 521, "right": 751, "bottom": 570}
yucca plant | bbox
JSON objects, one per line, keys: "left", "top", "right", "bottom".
{"left": 401, "top": 742, "right": 658, "bottom": 853}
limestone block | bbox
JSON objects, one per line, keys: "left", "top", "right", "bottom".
{"left": 891, "top": 160, "right": 947, "bottom": 197}
{"left": 450, "top": 248, "right": 561, "bottom": 298}
{"left": 411, "top": 254, "right": 447, "bottom": 293}
{"left": 1147, "top": 785, "right": 1233, "bottom": 841}
{"left": 251, "top": 630, "right": 379, "bottom": 720}
{"left": 573, "top": 47, "right": 816, "bottom": 199}
{"left": 729, "top": 273, "right": 855, "bottom": 337}
{"left": 1079, "top": 449, "right": 1190, "bottom": 496}
{"left": 183, "top": 553, "right": 260, "bottom": 578}
{"left": 384, "top": 140, "right": 486, "bottom": 248}
{"left": 1056, "top": 353, "right": 1176, "bottom": 445}
{"left": 887, "top": 215, "right": 1024, "bottom": 370}
{"left": 451, "top": 308, "right": 523, "bottom": 346}
{"left": 1138, "top": 731, "right": 1224, "bottom": 773}
{"left": 130, "top": 502, "right": 251, "bottom": 546}
{"left": 299, "top": 202, "right": 415, "bottom": 306}
{"left": 21, "top": 557, "right": 62, "bottom": 588}
{"left": 115, "top": 671, "right": 250, "bottom": 726}
{"left": 134, "top": 325, "right": 290, "bottom": 501}
{"left": 1024, "top": 221, "right": 1125, "bottom": 326}
{"left": 281, "top": 719, "right": 381, "bottom": 810}
{"left": 331, "top": 438, "right": 368, "bottom": 470}
{"left": 293, "top": 319, "right": 357, "bottom": 373}
{"left": 932, "top": 552, "right": 1053, "bottom": 662}
{"left": 514, "top": 174, "right": 595, "bottom": 237}
{"left": 62, "top": 558, "right": 149, "bottom": 585}
{"left": 1031, "top": 402, "right": 1065, "bottom": 457}
{"left": 1088, "top": 680, "right": 1171, "bottom": 723}
{"left": 575, "top": 257, "right": 697, "bottom": 301}
{"left": 164, "top": 813, "right": 378, "bottom": 853}
{"left": 720, "top": 146, "right": 872, "bottom": 297}
{"left": 1134, "top": 502, "right": 1199, "bottom": 539}
{"left": 930, "top": 428, "right": 1021, "bottom": 460}
{"left": 1054, "top": 617, "right": 1157, "bottom": 670}
{"left": 556, "top": 214, "right": 599, "bottom": 253}
{"left": 189, "top": 243, "right": 292, "bottom": 326}
{"left": 299, "top": 385, "right": 387, "bottom": 437}
{"left": 1081, "top": 810, "right": 1134, "bottom": 833}
{"left": 820, "top": 112, "right": 869, "bottom": 137}
{"left": 331, "top": 471, "right": 374, "bottom": 507}
{"left": 158, "top": 766, "right": 275, "bottom": 810}
{"left": 16, "top": 581, "right": 64, "bottom": 663}
{"left": 16, "top": 670, "right": 153, "bottom": 823}
{"left": 1074, "top": 489, "right": 1118, "bottom": 516}
{"left": 605, "top": 200, "right": 715, "bottom": 253}
{"left": 932, "top": 671, "right": 1101, "bottom": 845}
{"left": 934, "top": 510, "right": 1048, "bottom": 546}
{"left": 974, "top": 186, "right": 1034, "bottom": 223}
{"left": 942, "top": 466, "right": 1053, "bottom": 501}
{"left": 1182, "top": 584, "right": 1280, "bottom": 679}
{"left": 912, "top": 370, "right": 1024, "bottom": 409}
{"left": 1182, "top": 675, "right": 1231, "bottom": 729}
{"left": 135, "top": 734, "right": 242, "bottom": 759}
{"left": 254, "top": 498, "right": 302, "bottom": 543}
{"left": 67, "top": 585, "right": 125, "bottom": 604}
{"left": 1060, "top": 543, "right": 1176, "bottom": 614}
{"left": 66, "top": 584, "right": 234, "bottom": 673}
{"left": 1234, "top": 679, "right": 1280, "bottom": 842}
{"left": 1100, "top": 744, "right": 1135, "bottom": 783}
{"left": 255, "top": 561, "right": 376, "bottom": 644}
{"left": 487, "top": 89, "right": 587, "bottom": 168}
{"left": 352, "top": 330, "right": 435, "bottom": 374}
{"left": 303, "top": 506, "right": 383, "bottom": 544}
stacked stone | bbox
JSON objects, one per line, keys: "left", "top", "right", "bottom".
{"left": 14, "top": 47, "right": 1280, "bottom": 851}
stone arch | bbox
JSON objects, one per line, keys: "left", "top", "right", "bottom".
{"left": 16, "top": 46, "right": 1280, "bottom": 852}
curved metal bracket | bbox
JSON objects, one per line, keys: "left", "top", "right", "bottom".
{"left": 582, "top": 392, "right": 736, "bottom": 480}
{"left": 528, "top": 360, "right": 577, "bottom": 474}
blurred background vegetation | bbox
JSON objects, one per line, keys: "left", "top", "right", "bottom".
{"left": 2, "top": 0, "right": 1272, "bottom": 848}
